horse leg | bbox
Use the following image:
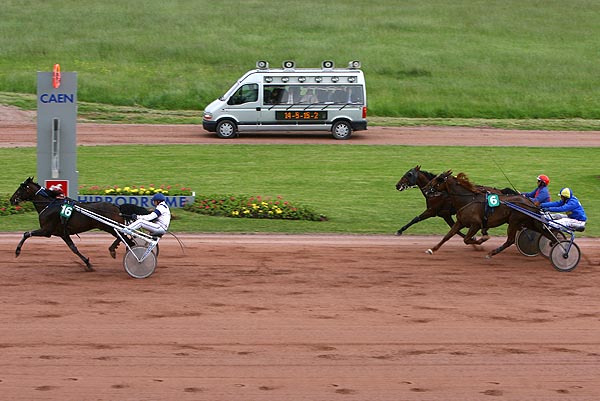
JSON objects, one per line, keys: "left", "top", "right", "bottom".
{"left": 108, "top": 231, "right": 136, "bottom": 258}
{"left": 109, "top": 237, "right": 121, "bottom": 259}
{"left": 397, "top": 208, "right": 437, "bottom": 235}
{"left": 442, "top": 215, "right": 471, "bottom": 239}
{"left": 426, "top": 221, "right": 464, "bottom": 254}
{"left": 461, "top": 226, "right": 489, "bottom": 245}
{"left": 60, "top": 235, "right": 94, "bottom": 272}
{"left": 15, "top": 231, "right": 31, "bottom": 257}
{"left": 486, "top": 224, "right": 518, "bottom": 258}
{"left": 15, "top": 229, "right": 51, "bottom": 257}
{"left": 397, "top": 215, "right": 422, "bottom": 235}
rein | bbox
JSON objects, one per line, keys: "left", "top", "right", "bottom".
{"left": 28, "top": 183, "right": 116, "bottom": 215}
{"left": 26, "top": 187, "right": 60, "bottom": 216}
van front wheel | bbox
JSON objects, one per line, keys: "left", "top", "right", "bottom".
{"left": 332, "top": 121, "right": 352, "bottom": 140}
{"left": 216, "top": 120, "right": 237, "bottom": 139}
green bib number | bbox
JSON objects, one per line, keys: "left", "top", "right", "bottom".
{"left": 487, "top": 194, "right": 500, "bottom": 208}
{"left": 60, "top": 204, "right": 74, "bottom": 219}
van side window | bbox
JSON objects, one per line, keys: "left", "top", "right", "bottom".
{"left": 264, "top": 86, "right": 287, "bottom": 104}
{"left": 228, "top": 84, "right": 258, "bottom": 105}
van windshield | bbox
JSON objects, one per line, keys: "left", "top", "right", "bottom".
{"left": 264, "top": 85, "right": 364, "bottom": 105}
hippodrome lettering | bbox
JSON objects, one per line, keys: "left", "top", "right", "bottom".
{"left": 39, "top": 93, "right": 75, "bottom": 104}
{"left": 76, "top": 195, "right": 192, "bottom": 208}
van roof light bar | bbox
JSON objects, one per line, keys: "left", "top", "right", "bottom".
{"left": 348, "top": 60, "right": 361, "bottom": 69}
{"left": 321, "top": 60, "right": 334, "bottom": 70}
{"left": 256, "top": 60, "right": 269, "bottom": 70}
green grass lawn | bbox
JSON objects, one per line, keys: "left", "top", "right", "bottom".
{"left": 2, "top": 145, "right": 598, "bottom": 236}
{"left": 2, "top": 0, "right": 600, "bottom": 119}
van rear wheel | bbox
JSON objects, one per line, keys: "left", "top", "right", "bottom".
{"left": 216, "top": 120, "right": 237, "bottom": 139}
{"left": 332, "top": 121, "right": 352, "bottom": 140}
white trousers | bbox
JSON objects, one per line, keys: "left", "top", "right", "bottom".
{"left": 544, "top": 213, "right": 586, "bottom": 231}
{"left": 127, "top": 219, "right": 166, "bottom": 236}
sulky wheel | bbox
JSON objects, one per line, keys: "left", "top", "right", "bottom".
{"left": 550, "top": 240, "right": 581, "bottom": 272}
{"left": 515, "top": 228, "right": 541, "bottom": 257}
{"left": 133, "top": 237, "right": 159, "bottom": 258}
{"left": 123, "top": 246, "right": 157, "bottom": 279}
{"left": 538, "top": 230, "right": 566, "bottom": 259}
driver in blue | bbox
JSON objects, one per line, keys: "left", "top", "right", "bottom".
{"left": 540, "top": 188, "right": 587, "bottom": 231}
{"left": 125, "top": 193, "right": 171, "bottom": 236}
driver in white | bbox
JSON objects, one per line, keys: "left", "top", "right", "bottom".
{"left": 126, "top": 193, "right": 171, "bottom": 236}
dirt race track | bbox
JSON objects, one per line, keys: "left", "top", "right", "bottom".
{"left": 1, "top": 233, "right": 600, "bottom": 401}
{"left": 1, "top": 107, "right": 600, "bottom": 400}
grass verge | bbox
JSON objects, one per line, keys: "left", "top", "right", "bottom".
{"left": 1, "top": 145, "right": 598, "bottom": 236}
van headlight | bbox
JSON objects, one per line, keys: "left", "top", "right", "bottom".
{"left": 203, "top": 112, "right": 213, "bottom": 120}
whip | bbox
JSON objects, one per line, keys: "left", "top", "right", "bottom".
{"left": 489, "top": 153, "right": 518, "bottom": 193}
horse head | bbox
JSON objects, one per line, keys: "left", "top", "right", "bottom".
{"left": 10, "top": 177, "right": 40, "bottom": 205}
{"left": 423, "top": 170, "right": 452, "bottom": 198}
{"left": 396, "top": 165, "right": 422, "bottom": 191}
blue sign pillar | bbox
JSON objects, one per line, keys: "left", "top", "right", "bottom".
{"left": 37, "top": 68, "right": 78, "bottom": 197}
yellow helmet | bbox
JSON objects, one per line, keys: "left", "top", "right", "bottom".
{"left": 559, "top": 188, "right": 572, "bottom": 199}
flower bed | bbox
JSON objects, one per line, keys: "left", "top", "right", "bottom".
{"left": 1, "top": 190, "right": 325, "bottom": 222}
{"left": 0, "top": 195, "right": 35, "bottom": 216}
{"left": 184, "top": 195, "right": 327, "bottom": 221}
{"left": 78, "top": 184, "right": 193, "bottom": 196}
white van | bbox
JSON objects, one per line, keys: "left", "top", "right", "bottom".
{"left": 202, "top": 60, "right": 367, "bottom": 140}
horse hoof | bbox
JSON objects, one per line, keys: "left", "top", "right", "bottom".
{"left": 110, "top": 249, "right": 116, "bottom": 259}
{"left": 485, "top": 254, "right": 492, "bottom": 259}
{"left": 425, "top": 249, "right": 433, "bottom": 255}
{"left": 395, "top": 231, "right": 403, "bottom": 236}
{"left": 84, "top": 258, "right": 94, "bottom": 272}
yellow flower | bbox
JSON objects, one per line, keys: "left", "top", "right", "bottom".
{"left": 232, "top": 210, "right": 239, "bottom": 216}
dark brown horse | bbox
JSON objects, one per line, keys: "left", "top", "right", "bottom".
{"left": 395, "top": 166, "right": 461, "bottom": 236}
{"left": 395, "top": 165, "right": 517, "bottom": 236}
{"left": 423, "top": 171, "right": 551, "bottom": 258}
{"left": 10, "top": 177, "right": 132, "bottom": 271}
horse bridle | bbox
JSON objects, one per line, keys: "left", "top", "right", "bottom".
{"left": 424, "top": 173, "right": 450, "bottom": 197}
{"left": 11, "top": 182, "right": 33, "bottom": 204}
{"left": 397, "top": 168, "right": 419, "bottom": 191}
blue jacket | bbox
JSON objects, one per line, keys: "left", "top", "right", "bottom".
{"left": 540, "top": 195, "right": 587, "bottom": 221}
{"left": 523, "top": 185, "right": 551, "bottom": 204}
